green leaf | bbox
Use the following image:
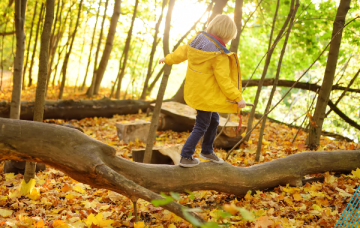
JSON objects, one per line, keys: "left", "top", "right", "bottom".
{"left": 151, "top": 193, "right": 174, "bottom": 207}
{"left": 238, "top": 207, "right": 255, "bottom": 221}
{"left": 170, "top": 192, "right": 180, "bottom": 201}
{"left": 201, "top": 222, "right": 220, "bottom": 228}
{"left": 182, "top": 209, "right": 203, "bottom": 227}
{"left": 185, "top": 190, "right": 195, "bottom": 200}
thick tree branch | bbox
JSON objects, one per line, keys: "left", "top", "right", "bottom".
{"left": 0, "top": 31, "right": 16, "bottom": 36}
{"left": 327, "top": 100, "right": 360, "bottom": 131}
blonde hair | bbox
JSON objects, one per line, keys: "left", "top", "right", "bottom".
{"left": 206, "top": 15, "right": 237, "bottom": 41}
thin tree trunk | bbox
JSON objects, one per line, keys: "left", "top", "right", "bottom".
{"left": 143, "top": 0, "right": 175, "bottom": 163}
{"left": 10, "top": 0, "right": 27, "bottom": 119}
{"left": 245, "top": 0, "right": 290, "bottom": 141}
{"left": 255, "top": 0, "right": 299, "bottom": 162}
{"left": 46, "top": 0, "right": 63, "bottom": 91}
{"left": 307, "top": 0, "right": 351, "bottom": 148}
{"left": 24, "top": 0, "right": 54, "bottom": 184}
{"left": 86, "top": 0, "right": 109, "bottom": 97}
{"left": 22, "top": 0, "right": 38, "bottom": 90}
{"left": 49, "top": 2, "right": 73, "bottom": 90}
{"left": 92, "top": 0, "right": 122, "bottom": 95}
{"left": 208, "top": 0, "right": 228, "bottom": 22}
{"left": 28, "top": 3, "right": 44, "bottom": 87}
{"left": 325, "top": 68, "right": 360, "bottom": 118}
{"left": 229, "top": 0, "right": 243, "bottom": 53}
{"left": 81, "top": 0, "right": 101, "bottom": 91}
{"left": 139, "top": 0, "right": 166, "bottom": 100}
{"left": 58, "top": 0, "right": 83, "bottom": 99}
{"left": 114, "top": 0, "right": 139, "bottom": 99}
{"left": 74, "top": 17, "right": 89, "bottom": 92}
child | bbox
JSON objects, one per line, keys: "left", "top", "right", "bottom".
{"left": 159, "top": 14, "right": 246, "bottom": 167}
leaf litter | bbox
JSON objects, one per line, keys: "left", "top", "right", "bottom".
{"left": 0, "top": 111, "right": 359, "bottom": 227}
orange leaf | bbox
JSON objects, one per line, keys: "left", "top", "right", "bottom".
{"left": 255, "top": 216, "right": 274, "bottom": 228}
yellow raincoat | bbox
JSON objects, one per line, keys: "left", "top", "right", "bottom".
{"left": 165, "top": 32, "right": 243, "bottom": 114}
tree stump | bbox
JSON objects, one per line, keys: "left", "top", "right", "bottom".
{"left": 152, "top": 101, "right": 246, "bottom": 149}
{"left": 116, "top": 120, "right": 151, "bottom": 143}
{"left": 3, "top": 161, "right": 46, "bottom": 174}
{"left": 132, "top": 145, "right": 182, "bottom": 165}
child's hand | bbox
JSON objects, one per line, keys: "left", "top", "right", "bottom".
{"left": 237, "top": 99, "right": 246, "bottom": 108}
{"left": 159, "top": 58, "right": 165, "bottom": 64}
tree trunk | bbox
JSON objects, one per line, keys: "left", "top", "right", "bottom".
{"left": 1, "top": 118, "right": 360, "bottom": 221}
{"left": 307, "top": 0, "right": 351, "bottom": 149}
{"left": 27, "top": 2, "right": 44, "bottom": 88}
{"left": 255, "top": 0, "right": 299, "bottom": 162}
{"left": 139, "top": 0, "right": 166, "bottom": 100}
{"left": 114, "top": 0, "right": 139, "bottom": 99}
{"left": 229, "top": 0, "right": 243, "bottom": 53}
{"left": 22, "top": 0, "right": 38, "bottom": 90}
{"left": 92, "top": 0, "right": 121, "bottom": 95}
{"left": 86, "top": 0, "right": 109, "bottom": 97}
{"left": 208, "top": 0, "right": 228, "bottom": 22}
{"left": 81, "top": 0, "right": 101, "bottom": 91}
{"left": 325, "top": 68, "right": 360, "bottom": 117}
{"left": 58, "top": 0, "right": 83, "bottom": 99}
{"left": 10, "top": 0, "right": 27, "bottom": 119}
{"left": 245, "top": 0, "right": 292, "bottom": 141}
{"left": 143, "top": 0, "right": 175, "bottom": 163}
{"left": 46, "top": 0, "right": 63, "bottom": 92}
{"left": 24, "top": 0, "right": 55, "bottom": 184}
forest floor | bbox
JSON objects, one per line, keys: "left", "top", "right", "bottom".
{"left": 0, "top": 84, "right": 360, "bottom": 227}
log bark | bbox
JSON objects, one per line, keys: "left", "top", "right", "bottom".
{"left": 0, "top": 118, "right": 204, "bottom": 222}
{"left": 1, "top": 118, "right": 360, "bottom": 199}
{"left": 307, "top": 0, "right": 351, "bottom": 148}
{"left": 0, "top": 99, "right": 150, "bottom": 120}
{"left": 92, "top": 0, "right": 121, "bottom": 95}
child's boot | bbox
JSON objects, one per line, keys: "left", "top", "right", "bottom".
{"left": 179, "top": 157, "right": 200, "bottom": 168}
{"left": 200, "top": 153, "right": 224, "bottom": 164}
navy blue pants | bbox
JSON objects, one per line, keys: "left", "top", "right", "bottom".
{"left": 180, "top": 110, "right": 220, "bottom": 158}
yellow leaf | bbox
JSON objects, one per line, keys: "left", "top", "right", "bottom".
{"left": 53, "top": 220, "right": 69, "bottom": 228}
{"left": 35, "top": 220, "right": 45, "bottom": 228}
{"left": 168, "top": 224, "right": 176, "bottom": 228}
{"left": 8, "top": 189, "right": 22, "bottom": 199}
{"left": 4, "top": 173, "right": 15, "bottom": 181}
{"left": 85, "top": 213, "right": 113, "bottom": 228}
{"left": 73, "top": 184, "right": 85, "bottom": 194}
{"left": 312, "top": 204, "right": 322, "bottom": 211}
{"left": 28, "top": 188, "right": 41, "bottom": 200}
{"left": 66, "top": 194, "right": 75, "bottom": 200}
{"left": 352, "top": 168, "right": 360, "bottom": 179}
{"left": 293, "top": 193, "right": 302, "bottom": 201}
{"left": 0, "top": 208, "right": 13, "bottom": 217}
{"left": 134, "top": 221, "right": 144, "bottom": 228}
{"left": 20, "top": 178, "right": 36, "bottom": 196}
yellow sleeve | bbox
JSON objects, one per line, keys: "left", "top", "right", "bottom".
{"left": 212, "top": 55, "right": 243, "bottom": 102}
{"left": 164, "top": 44, "right": 188, "bottom": 65}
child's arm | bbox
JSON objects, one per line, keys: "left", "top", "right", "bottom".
{"left": 159, "top": 44, "right": 188, "bottom": 65}
{"left": 212, "top": 55, "right": 243, "bottom": 102}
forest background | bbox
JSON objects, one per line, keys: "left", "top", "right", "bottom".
{"left": 1, "top": 0, "right": 359, "bottom": 141}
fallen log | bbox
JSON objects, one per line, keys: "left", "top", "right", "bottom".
{"left": 0, "top": 98, "right": 150, "bottom": 120}
{"left": 0, "top": 118, "right": 203, "bottom": 222}
{"left": 1, "top": 118, "right": 360, "bottom": 199}
{"left": 152, "top": 102, "right": 246, "bottom": 149}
